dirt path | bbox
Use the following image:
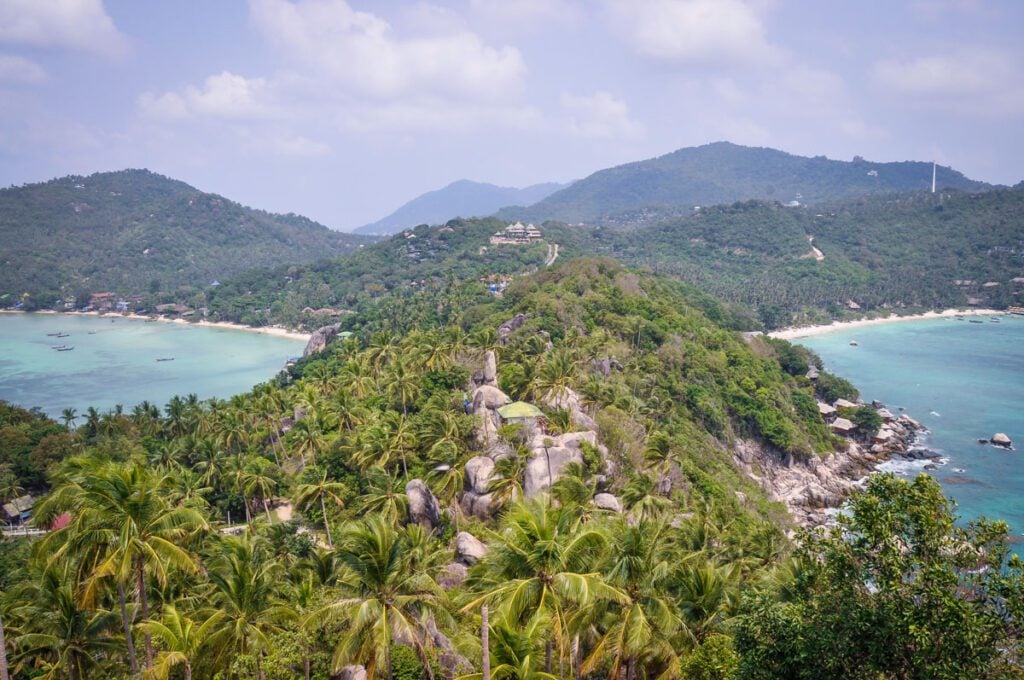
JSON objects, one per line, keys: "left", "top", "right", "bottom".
{"left": 805, "top": 236, "right": 825, "bottom": 261}
{"left": 544, "top": 242, "right": 560, "bottom": 266}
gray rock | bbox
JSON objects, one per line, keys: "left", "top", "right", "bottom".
{"left": 464, "top": 456, "right": 495, "bottom": 494}
{"left": 593, "top": 493, "right": 622, "bottom": 512}
{"left": 483, "top": 350, "right": 498, "bottom": 384}
{"left": 460, "top": 491, "right": 493, "bottom": 519}
{"left": 735, "top": 491, "right": 747, "bottom": 505}
{"left": 455, "top": 531, "right": 488, "bottom": 565}
{"left": 571, "top": 409, "right": 598, "bottom": 430}
{"left": 406, "top": 479, "right": 442, "bottom": 532}
{"left": 302, "top": 323, "right": 342, "bottom": 356}
{"left": 475, "top": 405, "right": 499, "bottom": 446}
{"left": 497, "top": 313, "right": 528, "bottom": 345}
{"left": 524, "top": 446, "right": 584, "bottom": 497}
{"left": 473, "top": 385, "right": 511, "bottom": 410}
{"left": 438, "top": 562, "right": 468, "bottom": 589}
{"left": 991, "top": 432, "right": 1013, "bottom": 448}
{"left": 338, "top": 666, "right": 367, "bottom": 680}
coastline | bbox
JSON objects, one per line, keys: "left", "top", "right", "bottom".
{"left": 768, "top": 308, "right": 1005, "bottom": 340}
{"left": 0, "top": 309, "right": 311, "bottom": 343}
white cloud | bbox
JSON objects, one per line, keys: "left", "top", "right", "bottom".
{"left": 605, "top": 0, "right": 776, "bottom": 66}
{"left": 872, "top": 49, "right": 1024, "bottom": 114}
{"left": 469, "top": 0, "right": 579, "bottom": 26}
{"left": 249, "top": 0, "right": 526, "bottom": 101}
{"left": 0, "top": 54, "right": 45, "bottom": 83}
{"left": 561, "top": 91, "right": 643, "bottom": 139}
{"left": 139, "top": 72, "right": 273, "bottom": 120}
{"left": 0, "top": 0, "right": 127, "bottom": 56}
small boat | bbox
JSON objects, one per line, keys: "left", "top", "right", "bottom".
{"left": 55, "top": 332, "right": 70, "bottom": 338}
{"left": 849, "top": 340, "right": 858, "bottom": 346}
{"left": 45, "top": 332, "right": 60, "bottom": 336}
{"left": 87, "top": 331, "right": 97, "bottom": 335}
{"left": 969, "top": 319, "right": 984, "bottom": 324}
{"left": 990, "top": 318, "right": 1000, "bottom": 323}
{"left": 978, "top": 438, "right": 989, "bottom": 444}
{"left": 54, "top": 346, "right": 74, "bottom": 352}
{"left": 155, "top": 357, "right": 175, "bottom": 362}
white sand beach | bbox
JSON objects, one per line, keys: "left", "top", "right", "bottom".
{"left": 769, "top": 308, "right": 1006, "bottom": 340}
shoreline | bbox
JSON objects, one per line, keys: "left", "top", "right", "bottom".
{"left": 0, "top": 309, "right": 311, "bottom": 343}
{"left": 768, "top": 308, "right": 1006, "bottom": 340}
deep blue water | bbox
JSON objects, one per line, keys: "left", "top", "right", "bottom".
{"left": 798, "top": 315, "right": 1024, "bottom": 541}
{"left": 0, "top": 313, "right": 306, "bottom": 418}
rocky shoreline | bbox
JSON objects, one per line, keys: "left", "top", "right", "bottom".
{"left": 734, "top": 408, "right": 931, "bottom": 527}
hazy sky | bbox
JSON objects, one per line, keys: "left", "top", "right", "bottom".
{"left": 1, "top": 0, "right": 1022, "bottom": 230}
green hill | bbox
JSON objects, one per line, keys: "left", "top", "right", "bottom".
{"left": 0, "top": 169, "right": 373, "bottom": 307}
{"left": 501, "top": 141, "right": 994, "bottom": 225}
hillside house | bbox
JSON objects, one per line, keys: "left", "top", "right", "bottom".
{"left": 2, "top": 494, "right": 34, "bottom": 525}
{"left": 89, "top": 292, "right": 116, "bottom": 311}
{"left": 490, "top": 222, "right": 542, "bottom": 245}
{"left": 830, "top": 417, "right": 856, "bottom": 435}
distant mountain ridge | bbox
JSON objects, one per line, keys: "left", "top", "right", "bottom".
{"left": 353, "top": 179, "right": 565, "bottom": 235}
{"left": 499, "top": 141, "right": 995, "bottom": 225}
{"left": 0, "top": 169, "right": 372, "bottom": 303}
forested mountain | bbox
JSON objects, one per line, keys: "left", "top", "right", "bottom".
{"left": 2, "top": 258, "right": 1021, "bottom": 679}
{"left": 0, "top": 170, "right": 373, "bottom": 306}
{"left": 501, "top": 142, "right": 994, "bottom": 225}
{"left": 353, "top": 179, "right": 566, "bottom": 235}
{"left": 207, "top": 187, "right": 1024, "bottom": 330}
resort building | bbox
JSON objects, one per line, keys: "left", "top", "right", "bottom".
{"left": 490, "top": 222, "right": 543, "bottom": 245}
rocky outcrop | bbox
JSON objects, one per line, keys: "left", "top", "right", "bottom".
{"left": 991, "top": 432, "right": 1013, "bottom": 449}
{"left": 497, "top": 313, "right": 528, "bottom": 345}
{"left": 483, "top": 350, "right": 498, "bottom": 384}
{"left": 473, "top": 385, "right": 511, "bottom": 410}
{"left": 302, "top": 323, "right": 342, "bottom": 356}
{"left": 461, "top": 456, "right": 496, "bottom": 519}
{"left": 455, "top": 531, "right": 488, "bottom": 565}
{"left": 439, "top": 562, "right": 468, "bottom": 589}
{"left": 593, "top": 493, "right": 622, "bottom": 512}
{"left": 338, "top": 666, "right": 367, "bottom": 680}
{"left": 406, "top": 479, "right": 442, "bottom": 532}
{"left": 733, "top": 413, "right": 926, "bottom": 526}
{"left": 524, "top": 445, "right": 584, "bottom": 497}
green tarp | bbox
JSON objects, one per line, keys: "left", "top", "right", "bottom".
{"left": 497, "top": 401, "right": 544, "bottom": 419}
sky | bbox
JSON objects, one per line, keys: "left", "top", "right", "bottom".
{"left": 1, "top": 0, "right": 1022, "bottom": 231}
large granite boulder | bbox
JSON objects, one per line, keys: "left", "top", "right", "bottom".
{"left": 524, "top": 446, "right": 584, "bottom": 497}
{"left": 483, "top": 350, "right": 498, "bottom": 385}
{"left": 542, "top": 386, "right": 583, "bottom": 412}
{"left": 455, "top": 531, "right": 488, "bottom": 565}
{"left": 593, "top": 493, "right": 622, "bottom": 512}
{"left": 991, "top": 432, "right": 1013, "bottom": 448}
{"left": 475, "top": 405, "right": 499, "bottom": 446}
{"left": 406, "top": 479, "right": 441, "bottom": 532}
{"left": 497, "top": 313, "right": 528, "bottom": 345}
{"left": 460, "top": 491, "right": 494, "bottom": 520}
{"left": 473, "top": 385, "right": 511, "bottom": 410}
{"left": 303, "top": 323, "right": 342, "bottom": 356}
{"left": 465, "top": 456, "right": 495, "bottom": 495}
{"left": 439, "top": 562, "right": 468, "bottom": 589}
{"left": 338, "top": 667, "right": 367, "bottom": 680}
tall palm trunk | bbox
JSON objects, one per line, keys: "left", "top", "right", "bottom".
{"left": 117, "top": 580, "right": 138, "bottom": 675}
{"left": 545, "top": 640, "right": 552, "bottom": 675}
{"left": 136, "top": 560, "right": 154, "bottom": 669}
{"left": 571, "top": 635, "right": 581, "bottom": 680}
{"left": 0, "top": 610, "right": 10, "bottom": 680}
{"left": 263, "top": 497, "right": 273, "bottom": 523}
{"left": 480, "top": 605, "right": 490, "bottom": 680}
{"left": 320, "top": 494, "right": 333, "bottom": 547}
{"left": 184, "top": 661, "right": 193, "bottom": 680}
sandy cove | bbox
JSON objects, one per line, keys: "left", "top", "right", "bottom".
{"left": 0, "top": 310, "right": 311, "bottom": 342}
{"left": 769, "top": 308, "right": 1006, "bottom": 340}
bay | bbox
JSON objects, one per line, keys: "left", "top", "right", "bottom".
{"left": 798, "top": 315, "right": 1024, "bottom": 540}
{"left": 0, "top": 313, "right": 306, "bottom": 418}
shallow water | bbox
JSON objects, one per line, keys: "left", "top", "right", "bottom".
{"left": 0, "top": 313, "right": 305, "bottom": 417}
{"left": 799, "top": 315, "right": 1024, "bottom": 540}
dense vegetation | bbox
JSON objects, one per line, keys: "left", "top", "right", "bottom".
{"left": 1, "top": 260, "right": 1020, "bottom": 678}
{"left": 500, "top": 141, "right": 993, "bottom": 225}
{"left": 354, "top": 180, "right": 565, "bottom": 235}
{"left": 204, "top": 187, "right": 1024, "bottom": 331}
{"left": 0, "top": 170, "right": 372, "bottom": 308}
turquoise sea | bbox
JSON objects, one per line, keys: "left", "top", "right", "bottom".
{"left": 798, "top": 315, "right": 1024, "bottom": 541}
{"left": 0, "top": 313, "right": 306, "bottom": 418}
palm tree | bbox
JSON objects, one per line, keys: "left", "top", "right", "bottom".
{"left": 383, "top": 358, "right": 420, "bottom": 417}
{"left": 462, "top": 618, "right": 557, "bottom": 680}
{"left": 205, "top": 534, "right": 295, "bottom": 680}
{"left": 36, "top": 460, "right": 207, "bottom": 672}
{"left": 289, "top": 417, "right": 326, "bottom": 467}
{"left": 462, "top": 499, "right": 624, "bottom": 677}
{"left": 140, "top": 605, "right": 223, "bottom": 680}
{"left": 9, "top": 569, "right": 122, "bottom": 680}
{"left": 241, "top": 456, "right": 280, "bottom": 524}
{"left": 354, "top": 470, "right": 408, "bottom": 525}
{"left": 582, "top": 518, "right": 685, "bottom": 679}
{"left": 642, "top": 431, "right": 676, "bottom": 495}
{"left": 294, "top": 468, "right": 347, "bottom": 548}
{"left": 60, "top": 408, "right": 78, "bottom": 429}
{"left": 307, "top": 515, "right": 447, "bottom": 679}
{"left": 0, "top": 590, "right": 10, "bottom": 680}
{"left": 673, "top": 561, "right": 736, "bottom": 643}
